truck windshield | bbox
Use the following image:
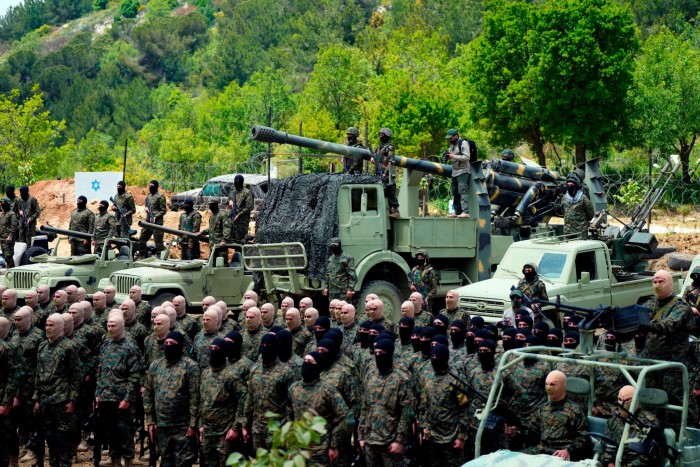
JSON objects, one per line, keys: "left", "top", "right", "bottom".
{"left": 202, "top": 182, "right": 222, "bottom": 196}
{"left": 538, "top": 252, "right": 567, "bottom": 279}
{"left": 495, "top": 250, "right": 568, "bottom": 281}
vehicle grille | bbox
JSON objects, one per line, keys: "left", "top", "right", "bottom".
{"left": 459, "top": 297, "right": 506, "bottom": 316}
{"left": 11, "top": 271, "right": 36, "bottom": 290}
{"left": 115, "top": 276, "right": 139, "bottom": 294}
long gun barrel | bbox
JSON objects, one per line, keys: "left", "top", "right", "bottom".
{"left": 39, "top": 225, "right": 94, "bottom": 241}
{"left": 137, "top": 221, "right": 209, "bottom": 243}
{"left": 250, "top": 125, "right": 454, "bottom": 177}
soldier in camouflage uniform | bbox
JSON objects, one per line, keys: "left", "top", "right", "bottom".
{"left": 684, "top": 267, "right": 700, "bottom": 316}
{"left": 375, "top": 128, "right": 400, "bottom": 218}
{"left": 518, "top": 262, "right": 553, "bottom": 324}
{"left": 366, "top": 299, "right": 396, "bottom": 334}
{"left": 93, "top": 200, "right": 117, "bottom": 255}
{"left": 33, "top": 313, "right": 81, "bottom": 467}
{"left": 0, "top": 198, "right": 18, "bottom": 269}
{"left": 410, "top": 292, "right": 433, "bottom": 328}
{"left": 194, "top": 310, "right": 223, "bottom": 369}
{"left": 199, "top": 200, "right": 231, "bottom": 264}
{"left": 121, "top": 299, "right": 149, "bottom": 352}
{"left": 144, "top": 331, "right": 200, "bottom": 467}
{"left": 562, "top": 172, "right": 594, "bottom": 239}
{"left": 437, "top": 290, "right": 470, "bottom": 330}
{"left": 4, "top": 185, "right": 19, "bottom": 215}
{"left": 343, "top": 127, "right": 365, "bottom": 175}
{"left": 323, "top": 237, "right": 357, "bottom": 302}
{"left": 0, "top": 316, "right": 18, "bottom": 467}
{"left": 241, "top": 307, "right": 264, "bottom": 362}
{"left": 199, "top": 338, "right": 247, "bottom": 467}
{"left": 96, "top": 313, "right": 144, "bottom": 467}
{"left": 338, "top": 304, "right": 359, "bottom": 355}
{"left": 522, "top": 370, "right": 587, "bottom": 461}
{"left": 285, "top": 308, "right": 313, "bottom": 358}
{"left": 358, "top": 338, "right": 412, "bottom": 466}
{"left": 177, "top": 199, "right": 201, "bottom": 260}
{"left": 227, "top": 175, "right": 254, "bottom": 243}
{"left": 139, "top": 180, "right": 167, "bottom": 257}
{"left": 289, "top": 351, "right": 353, "bottom": 466}
{"left": 69, "top": 195, "right": 95, "bottom": 255}
{"left": 174, "top": 295, "right": 200, "bottom": 342}
{"left": 408, "top": 250, "right": 438, "bottom": 313}
{"left": 144, "top": 314, "right": 170, "bottom": 366}
{"left": 129, "top": 285, "right": 153, "bottom": 329}
{"left": 17, "top": 186, "right": 41, "bottom": 245}
{"left": 112, "top": 180, "right": 136, "bottom": 239}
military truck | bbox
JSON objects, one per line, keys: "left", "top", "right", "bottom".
{"left": 242, "top": 125, "right": 605, "bottom": 321}
{"left": 99, "top": 222, "right": 255, "bottom": 309}
{"left": 2, "top": 226, "right": 134, "bottom": 297}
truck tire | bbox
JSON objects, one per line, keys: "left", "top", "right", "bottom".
{"left": 639, "top": 246, "right": 676, "bottom": 260}
{"left": 360, "top": 280, "right": 403, "bottom": 323}
{"left": 668, "top": 253, "right": 695, "bottom": 271}
{"left": 20, "top": 246, "right": 49, "bottom": 266}
{"left": 150, "top": 292, "right": 177, "bottom": 307}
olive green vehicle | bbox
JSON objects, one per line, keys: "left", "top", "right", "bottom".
{"left": 99, "top": 222, "right": 254, "bottom": 309}
{"left": 2, "top": 226, "right": 134, "bottom": 297}
{"left": 242, "top": 126, "right": 605, "bottom": 322}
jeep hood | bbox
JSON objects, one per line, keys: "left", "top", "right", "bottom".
{"left": 456, "top": 278, "right": 518, "bottom": 302}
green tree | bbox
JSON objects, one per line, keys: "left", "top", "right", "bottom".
{"left": 627, "top": 28, "right": 700, "bottom": 182}
{"left": 120, "top": 0, "right": 140, "bottom": 19}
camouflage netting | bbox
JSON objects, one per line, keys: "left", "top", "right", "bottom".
{"left": 255, "top": 173, "right": 381, "bottom": 280}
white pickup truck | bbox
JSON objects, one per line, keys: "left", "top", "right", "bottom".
{"left": 456, "top": 236, "right": 684, "bottom": 323}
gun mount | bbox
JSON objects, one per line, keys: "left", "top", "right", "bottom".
{"left": 39, "top": 225, "right": 94, "bottom": 242}
{"left": 137, "top": 221, "right": 210, "bottom": 244}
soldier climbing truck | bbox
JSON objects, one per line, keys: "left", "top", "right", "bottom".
{"left": 242, "top": 125, "right": 606, "bottom": 322}
{"left": 98, "top": 221, "right": 254, "bottom": 309}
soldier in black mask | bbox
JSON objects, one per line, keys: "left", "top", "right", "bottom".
{"left": 514, "top": 328, "right": 531, "bottom": 349}
{"left": 501, "top": 327, "right": 517, "bottom": 352}
{"left": 546, "top": 328, "right": 563, "bottom": 348}
{"left": 177, "top": 199, "right": 201, "bottom": 260}
{"left": 69, "top": 195, "right": 95, "bottom": 255}
{"left": 139, "top": 180, "right": 167, "bottom": 258}
{"left": 113, "top": 180, "right": 136, "bottom": 238}
{"left": 533, "top": 321, "right": 549, "bottom": 342}
{"left": 93, "top": 200, "right": 116, "bottom": 255}
{"left": 449, "top": 319, "right": 468, "bottom": 363}
{"left": 563, "top": 331, "right": 580, "bottom": 350}
{"left": 398, "top": 317, "right": 415, "bottom": 357}
{"left": 0, "top": 197, "right": 18, "bottom": 268}
{"left": 18, "top": 185, "right": 41, "bottom": 244}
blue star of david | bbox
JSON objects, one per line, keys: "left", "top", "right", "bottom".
{"left": 91, "top": 180, "right": 101, "bottom": 192}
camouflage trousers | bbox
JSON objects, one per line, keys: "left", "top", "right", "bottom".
{"left": 98, "top": 401, "right": 136, "bottom": 459}
{"left": 18, "top": 222, "right": 36, "bottom": 245}
{"left": 70, "top": 238, "right": 92, "bottom": 256}
{"left": 231, "top": 219, "right": 249, "bottom": 244}
{"left": 157, "top": 425, "right": 197, "bottom": 467}
{"left": 139, "top": 217, "right": 165, "bottom": 255}
{"left": 180, "top": 241, "right": 201, "bottom": 260}
{"left": 116, "top": 218, "right": 132, "bottom": 239}
{"left": 365, "top": 443, "right": 404, "bottom": 466}
{"left": 201, "top": 432, "right": 229, "bottom": 467}
{"left": 41, "top": 402, "right": 78, "bottom": 467}
{"left": 0, "top": 241, "right": 14, "bottom": 268}
{"left": 383, "top": 183, "right": 399, "bottom": 209}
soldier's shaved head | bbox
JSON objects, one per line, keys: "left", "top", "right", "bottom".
{"left": 202, "top": 309, "right": 219, "bottom": 333}
{"left": 1, "top": 288, "right": 17, "bottom": 309}
{"left": 0, "top": 317, "right": 10, "bottom": 339}
{"left": 164, "top": 307, "right": 177, "bottom": 328}
{"left": 65, "top": 285, "right": 78, "bottom": 304}
{"left": 245, "top": 307, "right": 262, "bottom": 331}
{"left": 299, "top": 297, "right": 313, "bottom": 311}
{"left": 14, "top": 306, "right": 32, "bottom": 333}
{"left": 62, "top": 312, "right": 74, "bottom": 336}
{"left": 37, "top": 285, "right": 50, "bottom": 303}
{"left": 24, "top": 290, "right": 38, "bottom": 308}
{"left": 285, "top": 308, "right": 301, "bottom": 331}
{"left": 68, "top": 303, "right": 84, "bottom": 326}
{"left": 173, "top": 296, "right": 187, "bottom": 317}
{"left": 244, "top": 290, "right": 258, "bottom": 303}
{"left": 545, "top": 370, "right": 567, "bottom": 402}
{"left": 108, "top": 314, "right": 125, "bottom": 340}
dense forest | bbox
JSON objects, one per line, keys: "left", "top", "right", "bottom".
{"left": 0, "top": 0, "right": 699, "bottom": 188}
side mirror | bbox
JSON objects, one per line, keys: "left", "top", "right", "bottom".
{"left": 361, "top": 192, "right": 368, "bottom": 215}
{"left": 580, "top": 271, "right": 590, "bottom": 285}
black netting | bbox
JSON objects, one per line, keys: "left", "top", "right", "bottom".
{"left": 255, "top": 173, "right": 380, "bottom": 280}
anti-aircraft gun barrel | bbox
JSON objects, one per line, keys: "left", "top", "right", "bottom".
{"left": 137, "top": 221, "right": 210, "bottom": 243}
{"left": 250, "top": 125, "right": 454, "bottom": 177}
{"left": 39, "top": 225, "right": 94, "bottom": 241}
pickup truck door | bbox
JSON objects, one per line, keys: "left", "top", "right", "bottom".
{"left": 561, "top": 249, "right": 613, "bottom": 308}
{"left": 206, "top": 245, "right": 245, "bottom": 305}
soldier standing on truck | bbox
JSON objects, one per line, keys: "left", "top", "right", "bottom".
{"left": 18, "top": 185, "right": 41, "bottom": 245}
{"left": 199, "top": 200, "right": 231, "bottom": 264}
{"left": 227, "top": 175, "right": 254, "bottom": 243}
{"left": 139, "top": 180, "right": 167, "bottom": 258}
{"left": 445, "top": 128, "right": 471, "bottom": 219}
{"left": 69, "top": 195, "right": 95, "bottom": 256}
{"left": 343, "top": 127, "right": 365, "bottom": 175}
{"left": 112, "top": 181, "right": 136, "bottom": 239}
{"left": 178, "top": 199, "right": 202, "bottom": 260}
{"left": 322, "top": 237, "right": 357, "bottom": 302}
{"left": 93, "top": 200, "right": 117, "bottom": 255}
{"left": 375, "top": 128, "right": 400, "bottom": 219}
{"left": 408, "top": 249, "right": 438, "bottom": 313}
{"left": 562, "top": 172, "right": 594, "bottom": 239}
{"left": 0, "top": 198, "right": 18, "bottom": 269}
{"left": 517, "top": 263, "right": 549, "bottom": 315}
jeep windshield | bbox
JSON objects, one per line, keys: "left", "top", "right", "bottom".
{"left": 493, "top": 249, "right": 567, "bottom": 282}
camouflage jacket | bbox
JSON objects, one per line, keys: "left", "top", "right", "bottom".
{"left": 289, "top": 325, "right": 313, "bottom": 358}
{"left": 408, "top": 265, "right": 438, "bottom": 304}
{"left": 437, "top": 307, "right": 470, "bottom": 329}
{"left": 177, "top": 314, "right": 201, "bottom": 342}
{"left": 135, "top": 300, "right": 153, "bottom": 329}
{"left": 321, "top": 360, "right": 359, "bottom": 416}
{"left": 69, "top": 207, "right": 95, "bottom": 238}
{"left": 18, "top": 195, "right": 41, "bottom": 225}
{"left": 113, "top": 192, "right": 136, "bottom": 219}
{"left": 503, "top": 359, "right": 548, "bottom": 428}
{"left": 227, "top": 187, "right": 254, "bottom": 224}
{"left": 193, "top": 330, "right": 223, "bottom": 369}
{"left": 604, "top": 408, "right": 661, "bottom": 466}
{"left": 534, "top": 398, "right": 587, "bottom": 454}
{"left": 94, "top": 211, "right": 117, "bottom": 241}
{"left": 241, "top": 325, "right": 263, "bottom": 362}
{"left": 339, "top": 322, "right": 359, "bottom": 355}
{"left": 243, "top": 359, "right": 296, "bottom": 436}
{"left": 517, "top": 276, "right": 548, "bottom": 301}
{"left": 289, "top": 378, "right": 352, "bottom": 453}
{"left": 33, "top": 336, "right": 80, "bottom": 404}
{"left": 144, "top": 355, "right": 200, "bottom": 428}
{"left": 96, "top": 335, "right": 144, "bottom": 403}
{"left": 418, "top": 369, "right": 469, "bottom": 443}
{"left": 413, "top": 310, "right": 434, "bottom": 328}
{"left": 375, "top": 141, "right": 396, "bottom": 182}
{"left": 358, "top": 365, "right": 413, "bottom": 445}
{"left": 0, "top": 209, "right": 18, "bottom": 241}
{"left": 145, "top": 192, "right": 167, "bottom": 220}
{"left": 466, "top": 363, "right": 500, "bottom": 430}
{"left": 684, "top": 284, "right": 700, "bottom": 310}
{"left": 641, "top": 296, "right": 692, "bottom": 364}
{"left": 73, "top": 322, "right": 103, "bottom": 378}
{"left": 201, "top": 210, "right": 231, "bottom": 245}
{"left": 125, "top": 320, "right": 149, "bottom": 352}
{"left": 10, "top": 325, "right": 44, "bottom": 399}
{"left": 562, "top": 193, "right": 594, "bottom": 239}
{"left": 178, "top": 210, "right": 202, "bottom": 247}
{"left": 323, "top": 252, "right": 357, "bottom": 294}
{"left": 200, "top": 364, "right": 247, "bottom": 434}
{"left": 0, "top": 338, "right": 18, "bottom": 406}
{"left": 143, "top": 334, "right": 166, "bottom": 366}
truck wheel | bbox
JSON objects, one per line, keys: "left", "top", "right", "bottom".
{"left": 668, "top": 253, "right": 695, "bottom": 271}
{"left": 360, "top": 280, "right": 403, "bottom": 323}
{"left": 150, "top": 292, "right": 177, "bottom": 307}
{"left": 639, "top": 246, "right": 676, "bottom": 260}
{"left": 20, "top": 246, "right": 48, "bottom": 266}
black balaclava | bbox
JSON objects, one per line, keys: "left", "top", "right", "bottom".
{"left": 431, "top": 344, "right": 450, "bottom": 374}
{"left": 524, "top": 335, "right": 541, "bottom": 348}
{"left": 149, "top": 180, "right": 159, "bottom": 194}
{"left": 484, "top": 324, "right": 499, "bottom": 341}
{"left": 184, "top": 199, "right": 194, "bottom": 213}
{"left": 260, "top": 333, "right": 279, "bottom": 365}
{"left": 515, "top": 328, "right": 532, "bottom": 349}
{"left": 416, "top": 254, "right": 426, "bottom": 267}
{"left": 433, "top": 314, "right": 449, "bottom": 336}
{"left": 502, "top": 327, "right": 517, "bottom": 352}
{"left": 375, "top": 338, "right": 395, "bottom": 374}
{"left": 164, "top": 331, "right": 185, "bottom": 363}
{"left": 117, "top": 181, "right": 126, "bottom": 195}
{"left": 301, "top": 351, "right": 325, "bottom": 383}
{"left": 411, "top": 326, "right": 423, "bottom": 352}
{"left": 329, "top": 238, "right": 342, "bottom": 256}
{"left": 0, "top": 199, "right": 9, "bottom": 212}
{"left": 317, "top": 338, "right": 339, "bottom": 367}
{"left": 533, "top": 321, "right": 550, "bottom": 341}
{"left": 564, "top": 330, "right": 580, "bottom": 350}
{"left": 522, "top": 266, "right": 536, "bottom": 282}
{"left": 5, "top": 185, "right": 15, "bottom": 200}
{"left": 466, "top": 328, "right": 477, "bottom": 354}
{"left": 209, "top": 202, "right": 219, "bottom": 214}
{"left": 225, "top": 331, "right": 243, "bottom": 362}
{"left": 359, "top": 320, "right": 372, "bottom": 349}
{"left": 326, "top": 328, "right": 344, "bottom": 350}
{"left": 634, "top": 332, "right": 646, "bottom": 352}
{"left": 19, "top": 185, "right": 29, "bottom": 200}
{"left": 269, "top": 325, "right": 285, "bottom": 334}
{"left": 276, "top": 330, "right": 293, "bottom": 362}
{"left": 315, "top": 316, "right": 331, "bottom": 342}
{"left": 692, "top": 268, "right": 700, "bottom": 287}
{"left": 210, "top": 337, "right": 229, "bottom": 369}
{"left": 99, "top": 200, "right": 109, "bottom": 213}
{"left": 604, "top": 330, "right": 617, "bottom": 352}
{"left": 478, "top": 339, "right": 497, "bottom": 370}
{"left": 432, "top": 334, "right": 449, "bottom": 348}
{"left": 547, "top": 328, "right": 563, "bottom": 348}
{"left": 369, "top": 324, "right": 384, "bottom": 349}
{"left": 234, "top": 174, "right": 244, "bottom": 191}
{"left": 450, "top": 319, "right": 467, "bottom": 349}
{"left": 518, "top": 316, "right": 533, "bottom": 330}
{"left": 399, "top": 317, "right": 415, "bottom": 345}
{"left": 420, "top": 327, "right": 437, "bottom": 357}
{"left": 471, "top": 316, "right": 485, "bottom": 329}
{"left": 77, "top": 195, "right": 87, "bottom": 210}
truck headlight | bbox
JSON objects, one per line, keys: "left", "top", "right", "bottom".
{"left": 5, "top": 272, "right": 11, "bottom": 280}
{"left": 34, "top": 273, "right": 41, "bottom": 281}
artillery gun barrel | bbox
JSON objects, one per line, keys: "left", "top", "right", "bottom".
{"left": 39, "top": 225, "right": 94, "bottom": 241}
{"left": 250, "top": 125, "right": 454, "bottom": 177}
{"left": 137, "top": 221, "right": 210, "bottom": 243}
